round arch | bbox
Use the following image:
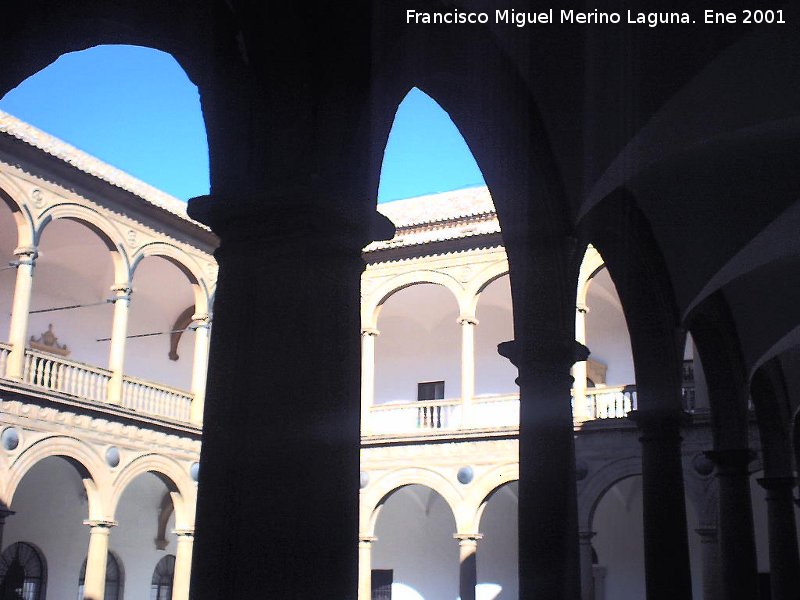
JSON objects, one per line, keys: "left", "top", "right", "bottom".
{"left": 465, "top": 262, "right": 510, "bottom": 317}
{"left": 130, "top": 242, "right": 210, "bottom": 314}
{"left": 360, "top": 467, "right": 464, "bottom": 536}
{"left": 577, "top": 456, "right": 642, "bottom": 531}
{"left": 110, "top": 453, "right": 194, "bottom": 529}
{"left": 35, "top": 203, "right": 130, "bottom": 283}
{"left": 465, "top": 462, "right": 519, "bottom": 533}
{"left": 363, "top": 271, "right": 465, "bottom": 330}
{"left": 6, "top": 435, "right": 110, "bottom": 521}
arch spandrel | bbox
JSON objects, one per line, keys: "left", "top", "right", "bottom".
{"left": 0, "top": 175, "right": 36, "bottom": 248}
{"left": 360, "top": 467, "right": 465, "bottom": 536}
{"left": 110, "top": 453, "right": 195, "bottom": 529}
{"left": 6, "top": 434, "right": 111, "bottom": 521}
{"left": 576, "top": 245, "right": 606, "bottom": 306}
{"left": 362, "top": 270, "right": 466, "bottom": 330}
{"left": 463, "top": 462, "right": 519, "bottom": 533}
{"left": 464, "top": 261, "right": 510, "bottom": 317}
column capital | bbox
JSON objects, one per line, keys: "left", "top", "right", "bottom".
{"left": 458, "top": 315, "right": 479, "bottom": 326}
{"left": 188, "top": 194, "right": 395, "bottom": 253}
{"left": 191, "top": 314, "right": 212, "bottom": 329}
{"left": 498, "top": 338, "right": 589, "bottom": 373}
{"left": 359, "top": 535, "right": 377, "bottom": 547}
{"left": 109, "top": 283, "right": 132, "bottom": 301}
{"left": 361, "top": 327, "right": 380, "bottom": 337}
{"left": 12, "top": 246, "right": 38, "bottom": 265}
{"left": 704, "top": 448, "right": 756, "bottom": 475}
{"left": 695, "top": 527, "right": 718, "bottom": 541}
{"left": 578, "top": 530, "right": 596, "bottom": 542}
{"left": 454, "top": 532, "right": 483, "bottom": 545}
{"left": 83, "top": 519, "right": 117, "bottom": 530}
{"left": 576, "top": 303, "right": 589, "bottom": 314}
{"left": 173, "top": 528, "right": 195, "bottom": 538}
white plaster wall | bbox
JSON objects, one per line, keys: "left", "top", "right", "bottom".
{"left": 593, "top": 477, "right": 646, "bottom": 599}
{"left": 4, "top": 456, "right": 90, "bottom": 600}
{"left": 585, "top": 269, "right": 635, "bottom": 386}
{"left": 3, "top": 457, "right": 177, "bottom": 599}
{"left": 477, "top": 483, "right": 518, "bottom": 599}
{"left": 373, "top": 485, "right": 459, "bottom": 599}
{"left": 0, "top": 217, "right": 195, "bottom": 391}
{"left": 474, "top": 277, "right": 517, "bottom": 398}
{"left": 592, "top": 476, "right": 703, "bottom": 599}
{"left": 375, "top": 285, "right": 462, "bottom": 403}
{"left": 112, "top": 472, "right": 177, "bottom": 599}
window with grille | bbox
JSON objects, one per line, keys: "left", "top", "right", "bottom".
{"left": 0, "top": 542, "right": 45, "bottom": 600}
{"left": 77, "top": 551, "right": 123, "bottom": 600}
{"left": 150, "top": 555, "right": 175, "bottom": 600}
{"left": 371, "top": 569, "right": 392, "bottom": 600}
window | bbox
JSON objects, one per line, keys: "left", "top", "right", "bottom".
{"left": 371, "top": 569, "right": 392, "bottom": 600}
{"left": 0, "top": 542, "right": 45, "bottom": 600}
{"left": 150, "top": 555, "right": 175, "bottom": 600}
{"left": 78, "top": 551, "right": 123, "bottom": 600}
{"left": 417, "top": 381, "right": 444, "bottom": 401}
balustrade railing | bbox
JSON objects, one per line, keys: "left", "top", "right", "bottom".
{"left": 370, "top": 399, "right": 462, "bottom": 434}
{"left": 586, "top": 385, "right": 638, "bottom": 419}
{"left": 368, "top": 385, "right": 638, "bottom": 434}
{"left": 472, "top": 394, "right": 520, "bottom": 428}
{"left": 24, "top": 348, "right": 110, "bottom": 403}
{"left": 0, "top": 345, "right": 194, "bottom": 424}
{"left": 121, "top": 377, "right": 192, "bottom": 422}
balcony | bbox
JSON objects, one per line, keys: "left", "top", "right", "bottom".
{"left": 364, "top": 384, "right": 639, "bottom": 438}
{"left": 0, "top": 342, "right": 194, "bottom": 426}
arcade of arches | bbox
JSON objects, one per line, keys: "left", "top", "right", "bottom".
{"left": 1, "top": 4, "right": 800, "bottom": 600}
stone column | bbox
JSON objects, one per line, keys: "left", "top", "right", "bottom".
{"left": 360, "top": 328, "right": 379, "bottom": 435}
{"left": 189, "top": 315, "right": 211, "bottom": 425}
{"left": 358, "top": 536, "right": 376, "bottom": 600}
{"left": 573, "top": 304, "right": 590, "bottom": 421}
{"left": 695, "top": 527, "right": 722, "bottom": 600}
{"left": 459, "top": 316, "right": 478, "bottom": 428}
{"left": 757, "top": 476, "right": 800, "bottom": 599}
{"left": 187, "top": 196, "right": 391, "bottom": 599}
{"left": 578, "top": 530, "right": 596, "bottom": 600}
{"left": 82, "top": 520, "right": 115, "bottom": 600}
{"left": 628, "top": 410, "right": 693, "bottom": 599}
{"left": 455, "top": 533, "right": 482, "bottom": 600}
{"left": 704, "top": 449, "right": 758, "bottom": 599}
{"left": 172, "top": 529, "right": 194, "bottom": 600}
{"left": 106, "top": 284, "right": 132, "bottom": 404}
{"left": 6, "top": 246, "right": 37, "bottom": 380}
{"left": 499, "top": 338, "right": 584, "bottom": 600}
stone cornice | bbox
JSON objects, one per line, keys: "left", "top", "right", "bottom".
{"left": 0, "top": 397, "right": 201, "bottom": 456}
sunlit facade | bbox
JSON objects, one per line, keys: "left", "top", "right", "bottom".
{"left": 0, "top": 112, "right": 790, "bottom": 600}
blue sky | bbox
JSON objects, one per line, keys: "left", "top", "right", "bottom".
{"left": 0, "top": 45, "right": 484, "bottom": 203}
